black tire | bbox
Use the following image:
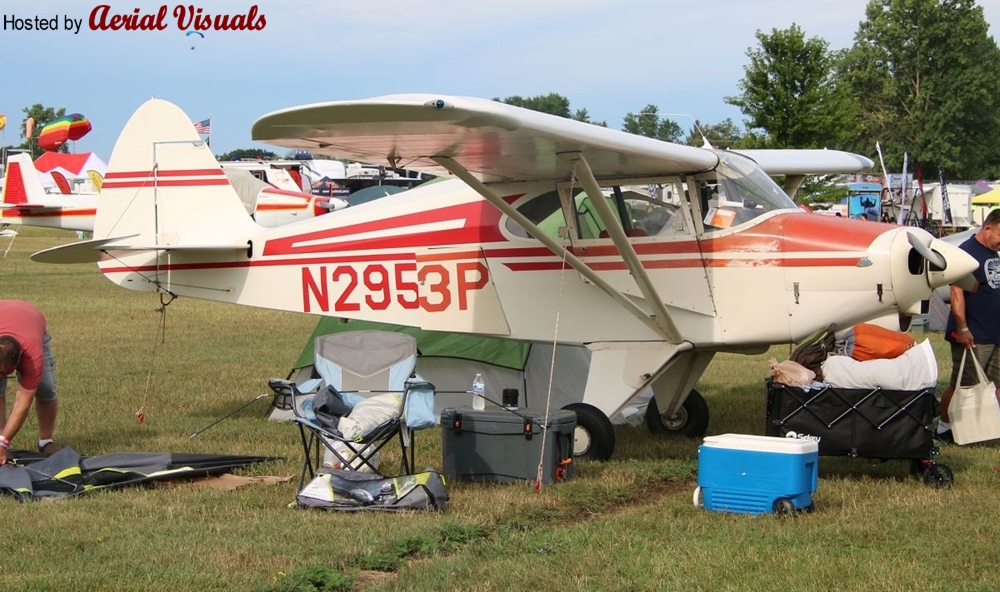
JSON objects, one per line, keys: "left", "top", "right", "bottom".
{"left": 923, "top": 463, "right": 954, "bottom": 489}
{"left": 562, "top": 403, "right": 615, "bottom": 461}
{"left": 645, "top": 389, "right": 710, "bottom": 437}
{"left": 773, "top": 498, "right": 796, "bottom": 515}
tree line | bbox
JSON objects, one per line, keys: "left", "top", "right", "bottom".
{"left": 5, "top": 1, "right": 997, "bottom": 180}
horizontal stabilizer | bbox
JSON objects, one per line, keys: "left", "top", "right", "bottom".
{"left": 31, "top": 236, "right": 251, "bottom": 264}
{"left": 0, "top": 203, "right": 46, "bottom": 209}
{"left": 31, "top": 236, "right": 139, "bottom": 264}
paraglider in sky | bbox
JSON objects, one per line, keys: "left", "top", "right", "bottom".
{"left": 186, "top": 29, "right": 204, "bottom": 50}
{"left": 37, "top": 114, "right": 92, "bottom": 152}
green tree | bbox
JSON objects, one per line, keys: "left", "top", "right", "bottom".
{"left": 496, "top": 93, "right": 572, "bottom": 118}
{"left": 726, "top": 24, "right": 854, "bottom": 149}
{"left": 621, "top": 105, "right": 682, "bottom": 142}
{"left": 20, "top": 104, "right": 67, "bottom": 158}
{"left": 839, "top": 0, "right": 1000, "bottom": 179}
{"left": 682, "top": 118, "right": 746, "bottom": 148}
{"left": 217, "top": 148, "right": 280, "bottom": 161}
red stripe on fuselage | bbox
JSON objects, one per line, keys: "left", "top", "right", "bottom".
{"left": 104, "top": 169, "right": 225, "bottom": 179}
{"left": 261, "top": 201, "right": 506, "bottom": 256}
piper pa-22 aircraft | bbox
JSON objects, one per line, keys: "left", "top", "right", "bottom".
{"left": 33, "top": 96, "right": 977, "bottom": 460}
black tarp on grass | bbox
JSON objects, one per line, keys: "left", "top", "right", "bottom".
{"left": 0, "top": 447, "right": 280, "bottom": 501}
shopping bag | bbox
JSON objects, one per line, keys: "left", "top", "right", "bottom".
{"left": 949, "top": 348, "right": 1000, "bottom": 445}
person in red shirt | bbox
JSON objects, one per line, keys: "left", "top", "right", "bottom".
{"left": 0, "top": 300, "right": 61, "bottom": 463}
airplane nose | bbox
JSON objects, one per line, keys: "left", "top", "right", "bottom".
{"left": 889, "top": 228, "right": 978, "bottom": 311}
{"left": 925, "top": 235, "right": 979, "bottom": 290}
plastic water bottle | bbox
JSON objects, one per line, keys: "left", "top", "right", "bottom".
{"left": 472, "top": 373, "right": 486, "bottom": 411}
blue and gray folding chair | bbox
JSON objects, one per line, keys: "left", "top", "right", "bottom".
{"left": 271, "top": 330, "right": 436, "bottom": 489}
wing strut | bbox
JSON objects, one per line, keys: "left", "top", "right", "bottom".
{"left": 431, "top": 156, "right": 680, "bottom": 343}
{"left": 560, "top": 152, "right": 682, "bottom": 343}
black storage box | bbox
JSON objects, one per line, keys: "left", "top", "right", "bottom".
{"left": 441, "top": 408, "right": 576, "bottom": 484}
{"left": 765, "top": 379, "right": 937, "bottom": 459}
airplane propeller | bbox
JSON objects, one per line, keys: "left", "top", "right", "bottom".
{"left": 906, "top": 230, "right": 977, "bottom": 292}
{"left": 906, "top": 230, "right": 947, "bottom": 270}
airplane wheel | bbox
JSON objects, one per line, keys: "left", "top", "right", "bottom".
{"left": 645, "top": 389, "right": 709, "bottom": 437}
{"left": 563, "top": 403, "right": 615, "bottom": 461}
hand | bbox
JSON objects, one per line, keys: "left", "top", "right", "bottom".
{"left": 0, "top": 447, "right": 8, "bottom": 466}
{"left": 956, "top": 330, "right": 975, "bottom": 349}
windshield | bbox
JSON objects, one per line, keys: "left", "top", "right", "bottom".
{"left": 701, "top": 151, "right": 798, "bottom": 230}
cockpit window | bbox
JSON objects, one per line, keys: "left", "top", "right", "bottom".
{"left": 505, "top": 190, "right": 567, "bottom": 239}
{"left": 701, "top": 151, "right": 798, "bottom": 230}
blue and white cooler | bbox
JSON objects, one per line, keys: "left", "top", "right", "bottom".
{"left": 695, "top": 433, "right": 819, "bottom": 515}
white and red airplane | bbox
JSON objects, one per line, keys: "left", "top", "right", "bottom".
{"left": 33, "top": 97, "right": 977, "bottom": 460}
{"left": 1, "top": 152, "right": 97, "bottom": 233}
{"left": 0, "top": 150, "right": 347, "bottom": 236}
{"left": 221, "top": 166, "right": 349, "bottom": 227}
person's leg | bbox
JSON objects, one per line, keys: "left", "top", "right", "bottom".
{"left": 35, "top": 333, "right": 57, "bottom": 442}
{"left": 980, "top": 343, "right": 1000, "bottom": 403}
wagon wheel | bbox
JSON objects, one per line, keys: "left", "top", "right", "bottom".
{"left": 922, "top": 463, "right": 954, "bottom": 489}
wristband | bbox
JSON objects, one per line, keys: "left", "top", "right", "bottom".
{"left": 0, "top": 436, "right": 8, "bottom": 450}
{"left": 957, "top": 327, "right": 970, "bottom": 334}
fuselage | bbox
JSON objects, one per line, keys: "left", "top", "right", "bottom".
{"left": 96, "top": 176, "right": 962, "bottom": 348}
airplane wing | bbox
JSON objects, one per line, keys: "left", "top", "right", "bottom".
{"left": 252, "top": 94, "right": 873, "bottom": 182}
{"left": 732, "top": 149, "right": 873, "bottom": 175}
{"left": 252, "top": 94, "right": 720, "bottom": 183}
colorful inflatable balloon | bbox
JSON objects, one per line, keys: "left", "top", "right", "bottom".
{"left": 37, "top": 113, "right": 92, "bottom": 151}
{"left": 0, "top": 114, "right": 6, "bottom": 131}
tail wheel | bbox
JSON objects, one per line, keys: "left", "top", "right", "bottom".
{"left": 645, "top": 389, "right": 710, "bottom": 437}
{"left": 562, "top": 403, "right": 615, "bottom": 461}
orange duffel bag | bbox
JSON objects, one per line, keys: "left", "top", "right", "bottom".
{"left": 850, "top": 323, "right": 916, "bottom": 361}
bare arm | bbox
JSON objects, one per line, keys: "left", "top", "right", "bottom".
{"left": 0, "top": 385, "right": 36, "bottom": 465}
{"left": 950, "top": 285, "right": 975, "bottom": 348}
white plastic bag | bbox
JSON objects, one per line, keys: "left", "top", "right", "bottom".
{"left": 950, "top": 348, "right": 1000, "bottom": 446}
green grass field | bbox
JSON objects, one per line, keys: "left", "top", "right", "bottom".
{"left": 2, "top": 227, "right": 999, "bottom": 591}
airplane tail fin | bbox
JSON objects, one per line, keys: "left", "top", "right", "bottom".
{"left": 2, "top": 152, "right": 48, "bottom": 206}
{"left": 94, "top": 98, "right": 261, "bottom": 245}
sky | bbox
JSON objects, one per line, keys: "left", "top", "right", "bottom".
{"left": 3, "top": 0, "right": 999, "bottom": 160}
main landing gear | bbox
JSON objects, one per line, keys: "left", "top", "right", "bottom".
{"left": 563, "top": 390, "right": 710, "bottom": 462}
{"left": 644, "top": 389, "right": 710, "bottom": 438}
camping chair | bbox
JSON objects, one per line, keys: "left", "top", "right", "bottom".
{"left": 270, "top": 330, "right": 436, "bottom": 489}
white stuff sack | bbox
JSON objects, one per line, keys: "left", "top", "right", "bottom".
{"left": 337, "top": 393, "right": 402, "bottom": 441}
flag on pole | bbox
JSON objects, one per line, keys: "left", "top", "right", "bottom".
{"left": 194, "top": 118, "right": 211, "bottom": 144}
{"left": 896, "top": 152, "right": 909, "bottom": 225}
{"left": 939, "top": 166, "right": 953, "bottom": 226}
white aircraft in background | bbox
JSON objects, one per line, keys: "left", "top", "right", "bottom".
{"left": 0, "top": 151, "right": 348, "bottom": 237}
{"left": 33, "top": 96, "right": 977, "bottom": 460}
{"left": 0, "top": 152, "right": 97, "bottom": 234}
